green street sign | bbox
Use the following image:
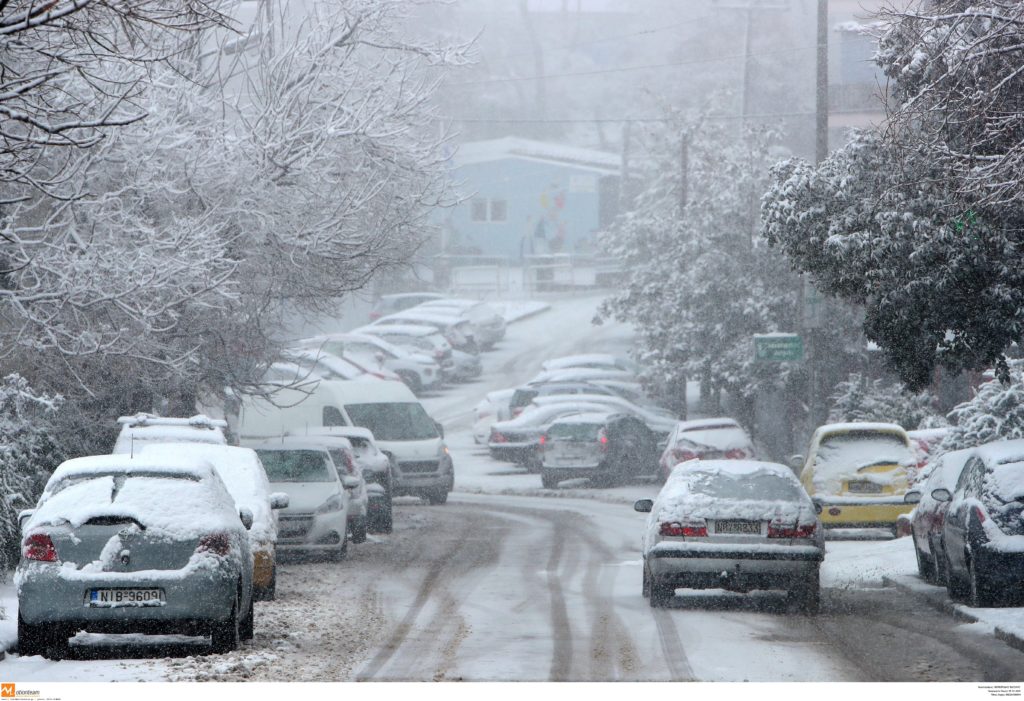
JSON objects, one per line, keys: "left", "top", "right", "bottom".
{"left": 754, "top": 333, "right": 804, "bottom": 362}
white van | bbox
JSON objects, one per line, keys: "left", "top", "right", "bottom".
{"left": 237, "top": 380, "right": 453, "bottom": 505}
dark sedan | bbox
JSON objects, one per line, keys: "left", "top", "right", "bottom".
{"left": 905, "top": 448, "right": 975, "bottom": 583}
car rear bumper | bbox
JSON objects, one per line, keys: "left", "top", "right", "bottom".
{"left": 816, "top": 499, "right": 911, "bottom": 528}
{"left": 277, "top": 511, "right": 347, "bottom": 549}
{"left": 648, "top": 546, "right": 821, "bottom": 589}
{"left": 488, "top": 444, "right": 535, "bottom": 462}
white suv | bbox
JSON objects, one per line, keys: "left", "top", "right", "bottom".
{"left": 111, "top": 413, "right": 228, "bottom": 455}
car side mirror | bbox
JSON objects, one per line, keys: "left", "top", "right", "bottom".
{"left": 18, "top": 509, "right": 35, "bottom": 531}
{"left": 904, "top": 490, "right": 922, "bottom": 504}
{"left": 812, "top": 498, "right": 823, "bottom": 515}
{"left": 239, "top": 507, "right": 254, "bottom": 530}
{"left": 931, "top": 488, "right": 952, "bottom": 503}
{"left": 634, "top": 499, "right": 653, "bottom": 513}
{"left": 789, "top": 455, "right": 805, "bottom": 473}
{"left": 341, "top": 475, "right": 361, "bottom": 490}
{"left": 434, "top": 420, "right": 445, "bottom": 438}
{"left": 269, "top": 492, "right": 289, "bottom": 510}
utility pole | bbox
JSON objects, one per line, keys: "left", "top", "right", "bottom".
{"left": 815, "top": 0, "right": 828, "bottom": 164}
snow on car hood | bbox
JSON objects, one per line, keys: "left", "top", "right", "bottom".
{"left": 676, "top": 426, "right": 751, "bottom": 452}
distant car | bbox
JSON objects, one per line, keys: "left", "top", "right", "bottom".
{"left": 509, "top": 382, "right": 617, "bottom": 418}
{"left": 539, "top": 412, "right": 660, "bottom": 489}
{"left": 111, "top": 413, "right": 227, "bottom": 455}
{"left": 488, "top": 401, "right": 619, "bottom": 468}
{"left": 940, "top": 440, "right": 1024, "bottom": 607}
{"left": 270, "top": 435, "right": 369, "bottom": 545}
{"left": 451, "top": 347, "right": 483, "bottom": 382}
{"left": 658, "top": 418, "right": 755, "bottom": 481}
{"left": 473, "top": 388, "right": 516, "bottom": 444}
{"left": 416, "top": 299, "right": 506, "bottom": 349}
{"left": 528, "top": 367, "right": 637, "bottom": 386}
{"left": 141, "top": 444, "right": 289, "bottom": 600}
{"left": 530, "top": 393, "right": 678, "bottom": 436}
{"left": 284, "top": 347, "right": 398, "bottom": 382}
{"left": 296, "top": 332, "right": 442, "bottom": 394}
{"left": 797, "top": 422, "right": 916, "bottom": 533}
{"left": 372, "top": 312, "right": 479, "bottom": 354}
{"left": 635, "top": 460, "right": 824, "bottom": 611}
{"left": 905, "top": 448, "right": 975, "bottom": 584}
{"left": 907, "top": 427, "right": 952, "bottom": 480}
{"left": 540, "top": 354, "right": 638, "bottom": 374}
{"left": 369, "top": 292, "right": 447, "bottom": 321}
{"left": 353, "top": 324, "right": 455, "bottom": 379}
{"left": 249, "top": 444, "right": 353, "bottom": 561}
{"left": 17, "top": 455, "right": 255, "bottom": 658}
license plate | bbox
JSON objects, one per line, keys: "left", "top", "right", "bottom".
{"left": 715, "top": 520, "right": 761, "bottom": 535}
{"left": 846, "top": 480, "right": 883, "bottom": 494}
{"left": 88, "top": 588, "right": 165, "bottom": 607}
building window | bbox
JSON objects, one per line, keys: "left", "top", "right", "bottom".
{"left": 490, "top": 199, "right": 507, "bottom": 222}
{"left": 471, "top": 198, "right": 488, "bottom": 221}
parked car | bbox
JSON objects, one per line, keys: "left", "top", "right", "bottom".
{"left": 270, "top": 435, "right": 369, "bottom": 544}
{"left": 939, "top": 439, "right": 1024, "bottom": 606}
{"left": 284, "top": 347, "right": 398, "bottom": 382}
{"left": 416, "top": 299, "right": 506, "bottom": 349}
{"left": 369, "top": 292, "right": 447, "bottom": 321}
{"left": 635, "top": 460, "right": 824, "bottom": 611}
{"left": 249, "top": 443, "right": 354, "bottom": 561}
{"left": 141, "top": 443, "right": 289, "bottom": 600}
{"left": 111, "top": 413, "right": 227, "bottom": 455}
{"left": 539, "top": 412, "right": 660, "bottom": 488}
{"left": 450, "top": 347, "right": 483, "bottom": 382}
{"left": 905, "top": 448, "right": 976, "bottom": 584}
{"left": 238, "top": 380, "right": 453, "bottom": 506}
{"left": 473, "top": 388, "right": 516, "bottom": 444}
{"left": 531, "top": 393, "right": 678, "bottom": 436}
{"left": 371, "top": 312, "right": 479, "bottom": 354}
{"left": 17, "top": 455, "right": 255, "bottom": 658}
{"left": 353, "top": 324, "right": 455, "bottom": 379}
{"left": 302, "top": 426, "right": 394, "bottom": 534}
{"left": 541, "top": 354, "right": 638, "bottom": 374}
{"left": 509, "top": 382, "right": 617, "bottom": 418}
{"left": 296, "top": 332, "right": 442, "bottom": 394}
{"left": 796, "top": 422, "right": 916, "bottom": 533}
{"left": 658, "top": 418, "right": 755, "bottom": 481}
{"left": 528, "top": 367, "right": 637, "bottom": 386}
{"left": 907, "top": 427, "right": 952, "bottom": 480}
{"left": 488, "top": 401, "right": 619, "bottom": 468}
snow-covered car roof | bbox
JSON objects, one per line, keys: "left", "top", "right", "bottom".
{"left": 355, "top": 324, "right": 446, "bottom": 339}
{"left": 283, "top": 348, "right": 367, "bottom": 380}
{"left": 379, "top": 292, "right": 446, "bottom": 303}
{"left": 139, "top": 444, "right": 277, "bottom": 542}
{"left": 541, "top": 354, "right": 634, "bottom": 371}
{"left": 672, "top": 418, "right": 752, "bottom": 451}
{"left": 975, "top": 438, "right": 1024, "bottom": 467}
{"left": 112, "top": 417, "right": 228, "bottom": 455}
{"left": 528, "top": 368, "right": 636, "bottom": 385}
{"left": 532, "top": 394, "right": 677, "bottom": 431}
{"left": 493, "top": 401, "right": 618, "bottom": 430}
{"left": 117, "top": 413, "right": 228, "bottom": 429}
{"left": 658, "top": 460, "right": 816, "bottom": 525}
{"left": 376, "top": 311, "right": 467, "bottom": 326}
{"left": 921, "top": 447, "right": 976, "bottom": 493}
{"left": 814, "top": 422, "right": 910, "bottom": 439}
{"left": 677, "top": 418, "right": 741, "bottom": 431}
{"left": 33, "top": 455, "right": 240, "bottom": 537}
{"left": 548, "top": 411, "right": 616, "bottom": 426}
{"left": 907, "top": 428, "right": 950, "bottom": 443}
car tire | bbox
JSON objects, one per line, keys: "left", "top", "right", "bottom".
{"left": 397, "top": 371, "right": 422, "bottom": 395}
{"left": 240, "top": 592, "right": 254, "bottom": 641}
{"left": 914, "top": 543, "right": 937, "bottom": 583}
{"left": 541, "top": 469, "right": 560, "bottom": 489}
{"left": 642, "top": 563, "right": 651, "bottom": 599}
{"left": 210, "top": 590, "right": 241, "bottom": 654}
{"left": 968, "top": 556, "right": 997, "bottom": 608}
{"left": 331, "top": 531, "right": 349, "bottom": 562}
{"left": 649, "top": 579, "right": 672, "bottom": 608}
{"left": 946, "top": 557, "right": 970, "bottom": 601}
{"left": 789, "top": 570, "right": 821, "bottom": 614}
{"left": 524, "top": 454, "right": 542, "bottom": 474}
{"left": 17, "top": 614, "right": 52, "bottom": 658}
{"left": 350, "top": 516, "right": 368, "bottom": 544}
{"left": 425, "top": 487, "right": 449, "bottom": 505}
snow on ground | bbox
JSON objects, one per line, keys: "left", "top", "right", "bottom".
{"left": 821, "top": 536, "right": 917, "bottom": 589}
{"left": 492, "top": 299, "right": 550, "bottom": 323}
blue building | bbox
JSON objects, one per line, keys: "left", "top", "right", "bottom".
{"left": 442, "top": 138, "right": 621, "bottom": 261}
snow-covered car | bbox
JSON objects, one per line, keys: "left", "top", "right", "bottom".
{"left": 369, "top": 292, "right": 447, "bottom": 321}
{"left": 904, "top": 448, "right": 975, "bottom": 584}
{"left": 249, "top": 444, "right": 353, "bottom": 561}
{"left": 270, "top": 435, "right": 368, "bottom": 544}
{"left": 539, "top": 412, "right": 660, "bottom": 489}
{"left": 939, "top": 439, "right": 1024, "bottom": 607}
{"left": 141, "top": 443, "right": 289, "bottom": 600}
{"left": 528, "top": 367, "right": 637, "bottom": 386}
{"left": 473, "top": 388, "right": 516, "bottom": 444}
{"left": 302, "top": 426, "right": 394, "bottom": 534}
{"left": 907, "top": 427, "right": 952, "bottom": 480}
{"left": 17, "top": 455, "right": 255, "bottom": 658}
{"left": 416, "top": 299, "right": 506, "bottom": 349}
{"left": 111, "top": 413, "right": 228, "bottom": 455}
{"left": 353, "top": 324, "right": 455, "bottom": 379}
{"left": 450, "top": 347, "right": 482, "bottom": 381}
{"left": 488, "top": 401, "right": 619, "bottom": 468}
{"left": 509, "top": 381, "right": 617, "bottom": 418}
{"left": 635, "top": 460, "right": 824, "bottom": 611}
{"left": 540, "top": 353, "right": 638, "bottom": 374}
{"left": 530, "top": 393, "right": 678, "bottom": 436}
{"left": 797, "top": 422, "right": 917, "bottom": 532}
{"left": 658, "top": 418, "right": 755, "bottom": 481}
{"left": 284, "top": 347, "right": 398, "bottom": 382}
{"left": 371, "top": 311, "right": 479, "bottom": 354}
{"left": 296, "top": 332, "right": 442, "bottom": 394}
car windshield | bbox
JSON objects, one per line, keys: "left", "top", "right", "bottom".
{"left": 687, "top": 471, "right": 805, "bottom": 502}
{"left": 257, "top": 450, "right": 335, "bottom": 482}
{"left": 344, "top": 402, "right": 439, "bottom": 441}
{"left": 548, "top": 422, "right": 602, "bottom": 441}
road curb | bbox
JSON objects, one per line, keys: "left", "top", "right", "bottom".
{"left": 882, "top": 574, "right": 1024, "bottom": 654}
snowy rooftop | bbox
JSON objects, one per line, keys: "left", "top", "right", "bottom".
{"left": 455, "top": 137, "right": 620, "bottom": 174}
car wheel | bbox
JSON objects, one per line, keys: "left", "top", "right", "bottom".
{"left": 331, "top": 531, "right": 349, "bottom": 562}
{"left": 642, "top": 563, "right": 651, "bottom": 599}
{"left": 425, "top": 487, "right": 449, "bottom": 505}
{"left": 946, "top": 555, "right": 970, "bottom": 601}
{"left": 788, "top": 570, "right": 821, "bottom": 614}
{"left": 914, "top": 543, "right": 936, "bottom": 583}
{"left": 240, "top": 592, "right": 254, "bottom": 641}
{"left": 210, "top": 589, "right": 241, "bottom": 654}
{"left": 968, "top": 556, "right": 996, "bottom": 608}
{"left": 17, "top": 614, "right": 51, "bottom": 658}
{"left": 541, "top": 469, "right": 560, "bottom": 489}
{"left": 524, "top": 453, "right": 542, "bottom": 474}
{"left": 350, "top": 516, "right": 368, "bottom": 544}
{"left": 649, "top": 579, "right": 672, "bottom": 608}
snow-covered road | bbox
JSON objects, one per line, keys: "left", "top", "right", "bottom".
{"left": 4, "top": 293, "right": 1024, "bottom": 682}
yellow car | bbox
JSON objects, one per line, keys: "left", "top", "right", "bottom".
{"left": 797, "top": 422, "right": 916, "bottom": 532}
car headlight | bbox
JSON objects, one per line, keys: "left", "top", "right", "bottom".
{"left": 316, "top": 494, "right": 344, "bottom": 514}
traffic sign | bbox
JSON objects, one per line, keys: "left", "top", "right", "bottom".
{"left": 754, "top": 333, "right": 804, "bottom": 362}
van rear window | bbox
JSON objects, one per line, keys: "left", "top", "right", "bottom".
{"left": 344, "top": 403, "right": 438, "bottom": 441}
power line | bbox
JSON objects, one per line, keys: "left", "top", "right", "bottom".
{"left": 447, "top": 111, "right": 820, "bottom": 124}
{"left": 444, "top": 38, "right": 865, "bottom": 87}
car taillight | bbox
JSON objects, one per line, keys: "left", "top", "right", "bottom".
{"left": 598, "top": 429, "right": 609, "bottom": 452}
{"left": 660, "top": 521, "right": 707, "bottom": 537}
{"left": 198, "top": 533, "right": 231, "bottom": 556}
{"left": 491, "top": 431, "right": 507, "bottom": 444}
{"left": 725, "top": 448, "right": 747, "bottom": 459}
{"left": 974, "top": 506, "right": 987, "bottom": 523}
{"left": 673, "top": 449, "right": 697, "bottom": 463}
{"left": 343, "top": 454, "right": 356, "bottom": 475}
{"left": 512, "top": 407, "right": 524, "bottom": 417}
{"left": 23, "top": 533, "right": 58, "bottom": 562}
{"left": 768, "top": 523, "right": 816, "bottom": 538}
{"left": 539, "top": 434, "right": 547, "bottom": 448}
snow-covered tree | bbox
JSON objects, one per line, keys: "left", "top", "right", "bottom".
{"left": 941, "top": 368, "right": 1024, "bottom": 452}
{"left": 0, "top": 375, "right": 63, "bottom": 570}
{"left": 827, "top": 372, "right": 940, "bottom": 430}
{"left": 762, "top": 1, "right": 1024, "bottom": 390}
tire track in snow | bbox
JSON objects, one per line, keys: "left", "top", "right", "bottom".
{"left": 546, "top": 525, "right": 574, "bottom": 681}
{"left": 652, "top": 609, "right": 695, "bottom": 681}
